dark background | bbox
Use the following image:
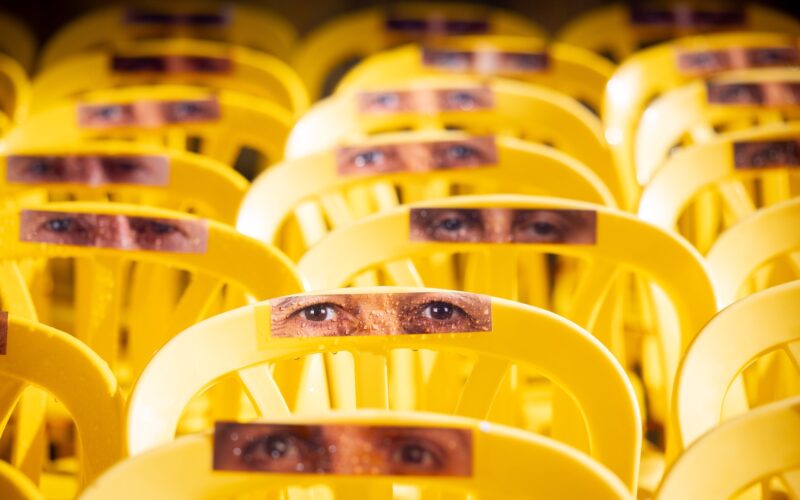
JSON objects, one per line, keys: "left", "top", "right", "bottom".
{"left": 4, "top": 0, "right": 800, "bottom": 47}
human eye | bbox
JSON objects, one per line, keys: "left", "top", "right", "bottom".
{"left": 440, "top": 89, "right": 483, "bottom": 111}
{"left": 746, "top": 142, "right": 795, "bottom": 167}
{"left": 17, "top": 157, "right": 67, "bottom": 182}
{"left": 511, "top": 211, "right": 568, "bottom": 243}
{"left": 388, "top": 437, "right": 444, "bottom": 474}
{"left": 81, "top": 104, "right": 134, "bottom": 127}
{"left": 165, "top": 101, "right": 207, "bottom": 121}
{"left": 711, "top": 83, "right": 761, "bottom": 104}
{"left": 426, "top": 50, "right": 471, "bottom": 70}
{"left": 400, "top": 293, "right": 487, "bottom": 334}
{"left": 685, "top": 51, "right": 726, "bottom": 70}
{"left": 127, "top": 217, "right": 192, "bottom": 251}
{"left": 240, "top": 431, "right": 319, "bottom": 473}
{"left": 36, "top": 215, "right": 94, "bottom": 245}
{"left": 426, "top": 209, "right": 482, "bottom": 242}
{"left": 431, "top": 141, "right": 490, "bottom": 168}
{"left": 271, "top": 296, "right": 362, "bottom": 337}
{"left": 748, "top": 47, "right": 796, "bottom": 67}
{"left": 365, "top": 92, "right": 401, "bottom": 111}
{"left": 101, "top": 157, "right": 146, "bottom": 182}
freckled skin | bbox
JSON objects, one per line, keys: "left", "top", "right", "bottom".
{"left": 213, "top": 422, "right": 473, "bottom": 477}
{"left": 270, "top": 292, "right": 491, "bottom": 338}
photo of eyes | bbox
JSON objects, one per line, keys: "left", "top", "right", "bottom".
{"left": 677, "top": 47, "right": 799, "bottom": 75}
{"left": 336, "top": 136, "right": 497, "bottom": 175}
{"left": 357, "top": 87, "right": 494, "bottom": 115}
{"left": 6, "top": 155, "right": 170, "bottom": 186}
{"left": 422, "top": 48, "right": 549, "bottom": 74}
{"left": 706, "top": 81, "right": 800, "bottom": 106}
{"left": 409, "top": 207, "right": 597, "bottom": 244}
{"left": 213, "top": 422, "right": 473, "bottom": 477}
{"left": 111, "top": 54, "right": 232, "bottom": 74}
{"left": 0, "top": 311, "right": 7, "bottom": 356}
{"left": 270, "top": 291, "right": 491, "bottom": 338}
{"left": 734, "top": 139, "right": 800, "bottom": 169}
{"left": 19, "top": 210, "right": 208, "bottom": 253}
{"left": 78, "top": 98, "right": 221, "bottom": 128}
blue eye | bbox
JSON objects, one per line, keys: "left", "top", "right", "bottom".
{"left": 354, "top": 150, "right": 385, "bottom": 167}
{"left": 447, "top": 145, "right": 475, "bottom": 159}
{"left": 374, "top": 93, "right": 399, "bottom": 108}
{"left": 46, "top": 218, "right": 75, "bottom": 232}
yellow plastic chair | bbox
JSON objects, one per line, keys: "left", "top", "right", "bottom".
{"left": 285, "top": 75, "right": 624, "bottom": 205}
{"left": 638, "top": 125, "right": 800, "bottom": 253}
{"left": 335, "top": 36, "right": 616, "bottom": 120}
{"left": 706, "top": 196, "right": 800, "bottom": 308}
{"left": 671, "top": 281, "right": 800, "bottom": 458}
{"left": 4, "top": 85, "right": 293, "bottom": 177}
{"left": 0, "top": 52, "right": 29, "bottom": 135}
{"left": 30, "top": 39, "right": 309, "bottom": 116}
{"left": 0, "top": 140, "right": 248, "bottom": 223}
{"left": 126, "top": 287, "right": 641, "bottom": 491}
{"left": 0, "top": 314, "right": 124, "bottom": 490}
{"left": 0, "top": 10, "right": 36, "bottom": 72}
{"left": 0, "top": 201, "right": 303, "bottom": 374}
{"left": 293, "top": 3, "right": 546, "bottom": 99}
{"left": 38, "top": 3, "right": 297, "bottom": 70}
{"left": 0, "top": 460, "right": 43, "bottom": 500}
{"left": 635, "top": 67, "right": 800, "bottom": 185}
{"left": 298, "top": 195, "right": 716, "bottom": 454}
{"left": 558, "top": 4, "right": 800, "bottom": 63}
{"left": 603, "top": 32, "right": 800, "bottom": 206}
{"left": 84, "top": 411, "right": 632, "bottom": 499}
{"left": 656, "top": 396, "right": 800, "bottom": 500}
{"left": 237, "top": 131, "right": 616, "bottom": 261}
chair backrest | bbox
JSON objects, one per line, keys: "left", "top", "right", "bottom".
{"left": 335, "top": 36, "right": 615, "bottom": 119}
{"left": 0, "top": 10, "right": 36, "bottom": 72}
{"left": 0, "top": 202, "right": 303, "bottom": 370}
{"left": 292, "top": 3, "right": 546, "bottom": 99}
{"left": 126, "top": 287, "right": 641, "bottom": 490}
{"left": 284, "top": 75, "right": 622, "bottom": 203}
{"left": 638, "top": 125, "right": 800, "bottom": 249}
{"left": 671, "top": 281, "right": 800, "bottom": 455}
{"left": 635, "top": 67, "right": 800, "bottom": 184}
{"left": 603, "top": 32, "right": 800, "bottom": 203}
{"left": 656, "top": 396, "right": 800, "bottom": 500}
{"left": 85, "top": 411, "right": 632, "bottom": 499}
{"left": 0, "top": 459, "right": 42, "bottom": 500}
{"left": 237, "top": 131, "right": 616, "bottom": 259}
{"left": 706, "top": 196, "right": 800, "bottom": 308}
{"left": 0, "top": 52, "right": 29, "bottom": 132}
{"left": 0, "top": 314, "right": 124, "bottom": 487}
{"left": 4, "top": 85, "right": 293, "bottom": 176}
{"left": 38, "top": 3, "right": 297, "bottom": 70}
{"left": 30, "top": 39, "right": 309, "bottom": 116}
{"left": 557, "top": 4, "right": 800, "bottom": 63}
{"left": 297, "top": 194, "right": 716, "bottom": 400}
{"left": 0, "top": 140, "right": 248, "bottom": 223}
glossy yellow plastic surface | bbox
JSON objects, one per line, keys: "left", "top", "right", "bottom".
{"left": 0, "top": 202, "right": 303, "bottom": 369}
{"left": 0, "top": 460, "right": 43, "bottom": 500}
{"left": 0, "top": 52, "right": 30, "bottom": 135}
{"left": 656, "top": 397, "right": 800, "bottom": 499}
{"left": 0, "top": 314, "right": 124, "bottom": 487}
{"left": 638, "top": 125, "right": 800, "bottom": 250}
{"left": 671, "top": 281, "right": 800, "bottom": 457}
{"left": 635, "top": 67, "right": 800, "bottom": 185}
{"left": 238, "top": 131, "right": 616, "bottom": 259}
{"left": 38, "top": 3, "right": 297, "bottom": 69}
{"left": 285, "top": 75, "right": 624, "bottom": 204}
{"left": 603, "top": 32, "right": 799, "bottom": 204}
{"left": 706, "top": 196, "right": 800, "bottom": 308}
{"left": 86, "top": 411, "right": 632, "bottom": 499}
{"left": 5, "top": 85, "right": 293, "bottom": 172}
{"left": 0, "top": 140, "right": 248, "bottom": 223}
{"left": 126, "top": 287, "right": 641, "bottom": 490}
{"left": 0, "top": 10, "right": 36, "bottom": 72}
{"left": 30, "top": 39, "right": 309, "bottom": 116}
{"left": 558, "top": 4, "right": 800, "bottom": 63}
{"left": 336, "top": 37, "right": 616, "bottom": 119}
{"left": 292, "top": 3, "right": 546, "bottom": 99}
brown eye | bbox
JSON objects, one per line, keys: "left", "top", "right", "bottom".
{"left": 149, "top": 221, "right": 177, "bottom": 235}
{"left": 532, "top": 221, "right": 557, "bottom": 236}
{"left": 423, "top": 301, "right": 454, "bottom": 320}
{"left": 299, "top": 303, "right": 337, "bottom": 322}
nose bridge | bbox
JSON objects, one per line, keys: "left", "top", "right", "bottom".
{"left": 77, "top": 155, "right": 106, "bottom": 186}
{"left": 482, "top": 208, "right": 513, "bottom": 243}
{"left": 93, "top": 214, "right": 132, "bottom": 248}
{"left": 360, "top": 294, "right": 402, "bottom": 335}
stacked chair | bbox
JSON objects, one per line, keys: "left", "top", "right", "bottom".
{"left": 0, "top": 1, "right": 798, "bottom": 499}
